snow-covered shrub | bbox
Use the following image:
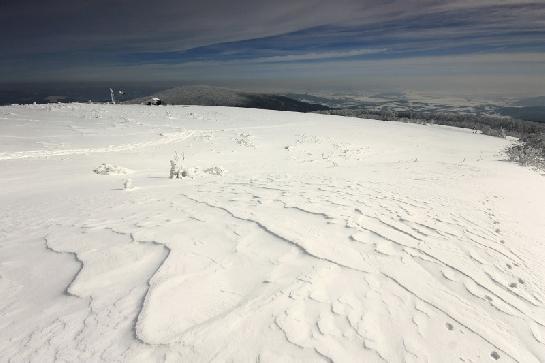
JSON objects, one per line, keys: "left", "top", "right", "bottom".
{"left": 169, "top": 159, "right": 178, "bottom": 179}
{"left": 203, "top": 166, "right": 225, "bottom": 176}
{"left": 505, "top": 142, "right": 544, "bottom": 169}
{"left": 93, "top": 163, "right": 131, "bottom": 175}
{"left": 169, "top": 151, "right": 185, "bottom": 179}
{"left": 481, "top": 125, "right": 506, "bottom": 138}
{"left": 505, "top": 132, "right": 545, "bottom": 169}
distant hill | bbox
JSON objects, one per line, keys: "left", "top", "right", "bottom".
{"left": 514, "top": 96, "right": 545, "bottom": 107}
{"left": 499, "top": 106, "right": 545, "bottom": 123}
{"left": 126, "top": 86, "right": 330, "bottom": 112}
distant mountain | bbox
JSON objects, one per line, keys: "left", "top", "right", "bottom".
{"left": 498, "top": 106, "right": 545, "bottom": 123}
{"left": 514, "top": 96, "right": 545, "bottom": 107}
{"left": 126, "top": 86, "right": 330, "bottom": 112}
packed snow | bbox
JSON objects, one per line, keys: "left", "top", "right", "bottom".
{"left": 1, "top": 103, "right": 545, "bottom": 362}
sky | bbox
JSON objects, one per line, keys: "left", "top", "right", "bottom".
{"left": 1, "top": 0, "right": 545, "bottom": 97}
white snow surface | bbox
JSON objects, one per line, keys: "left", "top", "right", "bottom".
{"left": 1, "top": 103, "right": 545, "bottom": 362}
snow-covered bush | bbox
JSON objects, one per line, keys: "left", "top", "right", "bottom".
{"left": 169, "top": 159, "right": 178, "bottom": 179}
{"left": 505, "top": 142, "right": 545, "bottom": 169}
{"left": 203, "top": 166, "right": 225, "bottom": 176}
{"left": 168, "top": 152, "right": 223, "bottom": 178}
{"left": 505, "top": 132, "right": 545, "bottom": 170}
{"left": 481, "top": 125, "right": 506, "bottom": 138}
{"left": 169, "top": 151, "right": 188, "bottom": 178}
{"left": 93, "top": 163, "right": 131, "bottom": 175}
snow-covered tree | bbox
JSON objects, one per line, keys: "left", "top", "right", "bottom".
{"left": 169, "top": 151, "right": 185, "bottom": 178}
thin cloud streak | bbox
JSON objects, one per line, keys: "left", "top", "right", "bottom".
{"left": 242, "top": 48, "right": 388, "bottom": 63}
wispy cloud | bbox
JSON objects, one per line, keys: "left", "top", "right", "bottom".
{"left": 115, "top": 2, "right": 545, "bottom": 66}
{"left": 243, "top": 48, "right": 387, "bottom": 63}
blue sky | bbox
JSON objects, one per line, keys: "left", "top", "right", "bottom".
{"left": 1, "top": 0, "right": 545, "bottom": 96}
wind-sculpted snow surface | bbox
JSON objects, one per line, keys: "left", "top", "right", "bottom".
{"left": 1, "top": 103, "right": 545, "bottom": 362}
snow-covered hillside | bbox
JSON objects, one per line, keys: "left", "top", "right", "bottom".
{"left": 1, "top": 104, "right": 544, "bottom": 362}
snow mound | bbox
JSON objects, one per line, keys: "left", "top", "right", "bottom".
{"left": 93, "top": 163, "right": 132, "bottom": 175}
{"left": 182, "top": 167, "right": 199, "bottom": 178}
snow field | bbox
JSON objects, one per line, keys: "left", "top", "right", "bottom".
{"left": 1, "top": 103, "right": 544, "bottom": 362}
